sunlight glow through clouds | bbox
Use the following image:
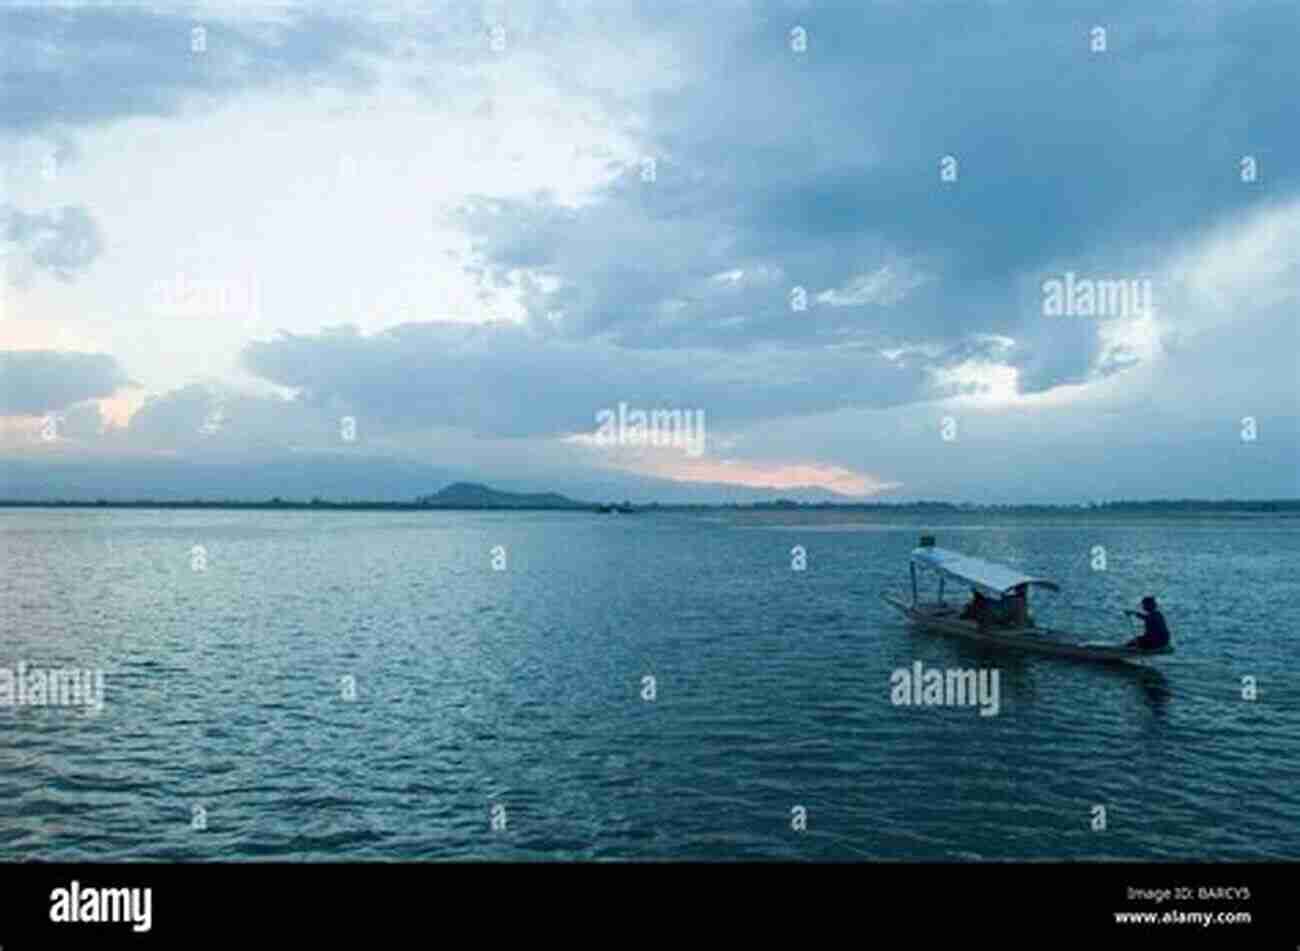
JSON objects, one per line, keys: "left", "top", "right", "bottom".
{"left": 596, "top": 451, "right": 901, "bottom": 497}
{"left": 3, "top": 40, "right": 644, "bottom": 400}
{"left": 1163, "top": 196, "right": 1300, "bottom": 330}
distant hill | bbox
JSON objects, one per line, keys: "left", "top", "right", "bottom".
{"left": 415, "top": 482, "right": 592, "bottom": 509}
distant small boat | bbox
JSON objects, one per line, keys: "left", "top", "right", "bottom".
{"left": 881, "top": 536, "right": 1173, "bottom": 663}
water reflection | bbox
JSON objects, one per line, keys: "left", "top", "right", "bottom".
{"left": 1130, "top": 666, "right": 1172, "bottom": 712}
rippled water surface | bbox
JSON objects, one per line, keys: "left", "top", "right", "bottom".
{"left": 2, "top": 509, "right": 1298, "bottom": 860}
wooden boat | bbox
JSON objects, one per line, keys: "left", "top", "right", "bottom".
{"left": 881, "top": 537, "right": 1173, "bottom": 663}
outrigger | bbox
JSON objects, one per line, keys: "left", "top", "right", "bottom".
{"left": 880, "top": 536, "right": 1174, "bottom": 663}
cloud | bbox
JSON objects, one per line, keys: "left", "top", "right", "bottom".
{"left": 816, "top": 262, "right": 931, "bottom": 308}
{"left": 0, "top": 7, "right": 378, "bottom": 134}
{"left": 0, "top": 349, "right": 128, "bottom": 413}
{"left": 455, "top": 0, "right": 1299, "bottom": 397}
{"left": 121, "top": 381, "right": 346, "bottom": 454}
{"left": 240, "top": 320, "right": 928, "bottom": 439}
{"left": 2, "top": 205, "right": 104, "bottom": 285}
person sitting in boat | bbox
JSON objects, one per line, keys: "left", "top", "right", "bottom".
{"left": 1124, "top": 596, "right": 1171, "bottom": 651}
{"left": 1003, "top": 584, "right": 1031, "bottom": 628}
{"left": 959, "top": 590, "right": 993, "bottom": 629}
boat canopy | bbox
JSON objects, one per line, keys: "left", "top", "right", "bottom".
{"left": 910, "top": 546, "right": 1060, "bottom": 598}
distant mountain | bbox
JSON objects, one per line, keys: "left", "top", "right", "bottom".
{"left": 415, "top": 482, "right": 591, "bottom": 509}
{"left": 0, "top": 453, "right": 865, "bottom": 504}
{"left": 8, "top": 453, "right": 1294, "bottom": 510}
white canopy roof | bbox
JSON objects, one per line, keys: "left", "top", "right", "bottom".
{"left": 911, "top": 546, "right": 1059, "bottom": 598}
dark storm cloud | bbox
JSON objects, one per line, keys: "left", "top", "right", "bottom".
{"left": 460, "top": 0, "right": 1300, "bottom": 392}
{"left": 0, "top": 350, "right": 128, "bottom": 413}
{"left": 235, "top": 1, "right": 1300, "bottom": 439}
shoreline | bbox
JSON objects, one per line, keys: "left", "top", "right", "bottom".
{"left": 1, "top": 500, "right": 1296, "bottom": 519}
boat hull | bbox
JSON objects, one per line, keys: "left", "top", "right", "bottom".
{"left": 880, "top": 594, "right": 1172, "bottom": 663}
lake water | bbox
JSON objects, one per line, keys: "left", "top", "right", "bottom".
{"left": 2, "top": 509, "right": 1297, "bottom": 860}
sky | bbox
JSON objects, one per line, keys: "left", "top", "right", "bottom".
{"left": 1, "top": 0, "right": 1297, "bottom": 503}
